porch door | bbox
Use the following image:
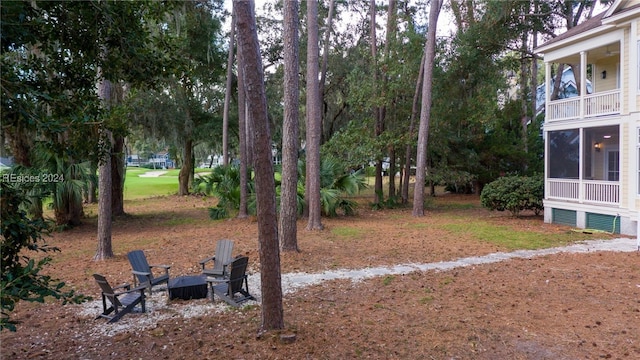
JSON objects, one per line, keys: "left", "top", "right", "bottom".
{"left": 606, "top": 150, "right": 619, "bottom": 181}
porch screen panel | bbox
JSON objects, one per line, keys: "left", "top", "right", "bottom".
{"left": 548, "top": 129, "right": 579, "bottom": 178}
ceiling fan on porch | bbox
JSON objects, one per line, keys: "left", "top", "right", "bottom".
{"left": 605, "top": 45, "right": 620, "bottom": 57}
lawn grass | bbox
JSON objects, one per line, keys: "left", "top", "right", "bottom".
{"left": 124, "top": 169, "right": 178, "bottom": 200}
{"left": 438, "top": 220, "right": 594, "bottom": 250}
{"left": 123, "top": 168, "right": 214, "bottom": 200}
{"left": 331, "top": 226, "right": 364, "bottom": 238}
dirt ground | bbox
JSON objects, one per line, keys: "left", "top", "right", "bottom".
{"left": 2, "top": 193, "right": 640, "bottom": 359}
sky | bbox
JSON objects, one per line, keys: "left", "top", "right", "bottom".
{"left": 221, "top": 0, "right": 456, "bottom": 39}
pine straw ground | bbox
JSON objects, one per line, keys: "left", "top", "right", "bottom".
{"left": 2, "top": 193, "right": 640, "bottom": 360}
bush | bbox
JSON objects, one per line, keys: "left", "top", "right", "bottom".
{"left": 480, "top": 175, "right": 543, "bottom": 216}
{"left": 425, "top": 168, "right": 476, "bottom": 194}
{"left": 1, "top": 182, "right": 88, "bottom": 331}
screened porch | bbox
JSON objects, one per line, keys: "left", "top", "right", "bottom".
{"left": 546, "top": 125, "right": 619, "bottom": 205}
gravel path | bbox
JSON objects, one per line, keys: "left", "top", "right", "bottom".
{"left": 79, "top": 237, "right": 638, "bottom": 337}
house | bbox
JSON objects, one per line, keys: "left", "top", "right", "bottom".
{"left": 126, "top": 154, "right": 140, "bottom": 167}
{"left": 534, "top": 0, "right": 640, "bottom": 235}
{"left": 148, "top": 151, "right": 174, "bottom": 169}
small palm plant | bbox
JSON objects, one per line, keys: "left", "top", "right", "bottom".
{"left": 7, "top": 149, "right": 93, "bottom": 227}
{"left": 197, "top": 159, "right": 367, "bottom": 220}
{"left": 193, "top": 165, "right": 254, "bottom": 220}
{"left": 298, "top": 158, "right": 368, "bottom": 217}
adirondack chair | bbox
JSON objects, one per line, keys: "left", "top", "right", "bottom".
{"left": 199, "top": 239, "right": 234, "bottom": 279}
{"left": 93, "top": 274, "right": 146, "bottom": 323}
{"left": 207, "top": 255, "right": 255, "bottom": 307}
{"left": 127, "top": 250, "right": 171, "bottom": 295}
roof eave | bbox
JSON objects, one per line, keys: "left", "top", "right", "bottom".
{"left": 602, "top": 7, "right": 640, "bottom": 25}
{"left": 534, "top": 24, "right": 616, "bottom": 55}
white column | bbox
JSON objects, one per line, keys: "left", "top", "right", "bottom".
{"left": 637, "top": 214, "right": 640, "bottom": 249}
{"left": 629, "top": 22, "right": 637, "bottom": 113}
{"left": 580, "top": 51, "right": 587, "bottom": 118}
{"left": 545, "top": 62, "right": 551, "bottom": 113}
{"left": 544, "top": 62, "right": 551, "bottom": 201}
{"left": 579, "top": 127, "right": 584, "bottom": 202}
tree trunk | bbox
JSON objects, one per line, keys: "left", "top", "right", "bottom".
{"left": 529, "top": 21, "right": 538, "bottom": 156}
{"left": 306, "top": 0, "right": 323, "bottom": 231}
{"left": 319, "top": 0, "right": 335, "bottom": 143}
{"left": 178, "top": 138, "right": 193, "bottom": 196}
{"left": 388, "top": 146, "right": 396, "bottom": 197}
{"left": 519, "top": 30, "right": 529, "bottom": 156}
{"left": 111, "top": 134, "right": 125, "bottom": 216}
{"left": 96, "top": 71, "right": 114, "bottom": 259}
{"left": 402, "top": 52, "right": 425, "bottom": 204}
{"left": 95, "top": 128, "right": 114, "bottom": 260}
{"left": 234, "top": 0, "right": 284, "bottom": 331}
{"left": 413, "top": 0, "right": 442, "bottom": 217}
{"left": 237, "top": 12, "right": 249, "bottom": 219}
{"left": 5, "top": 124, "right": 32, "bottom": 167}
{"left": 384, "top": 0, "right": 396, "bottom": 199}
{"left": 279, "top": 0, "right": 300, "bottom": 252}
{"left": 87, "top": 161, "right": 98, "bottom": 203}
{"left": 370, "top": 0, "right": 383, "bottom": 205}
{"left": 222, "top": 9, "right": 236, "bottom": 166}
{"left": 550, "top": 63, "right": 565, "bottom": 101}
{"left": 245, "top": 100, "right": 255, "bottom": 168}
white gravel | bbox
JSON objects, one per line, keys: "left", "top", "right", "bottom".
{"left": 78, "top": 237, "right": 638, "bottom": 336}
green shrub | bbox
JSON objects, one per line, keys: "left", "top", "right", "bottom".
{"left": 480, "top": 175, "right": 543, "bottom": 216}
{"left": 1, "top": 182, "right": 88, "bottom": 331}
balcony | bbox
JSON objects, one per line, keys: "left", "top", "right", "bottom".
{"left": 547, "top": 89, "right": 620, "bottom": 121}
{"left": 543, "top": 40, "right": 621, "bottom": 123}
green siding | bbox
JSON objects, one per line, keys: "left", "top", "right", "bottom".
{"left": 552, "top": 209, "right": 576, "bottom": 227}
{"left": 586, "top": 213, "right": 620, "bottom": 234}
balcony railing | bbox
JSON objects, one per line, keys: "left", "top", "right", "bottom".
{"left": 547, "top": 179, "right": 619, "bottom": 205}
{"left": 547, "top": 89, "right": 620, "bottom": 122}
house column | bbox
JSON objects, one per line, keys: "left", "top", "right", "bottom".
{"left": 544, "top": 61, "right": 551, "bottom": 202}
{"left": 579, "top": 127, "right": 584, "bottom": 201}
{"left": 630, "top": 22, "right": 637, "bottom": 113}
{"left": 545, "top": 62, "right": 551, "bottom": 114}
{"left": 580, "top": 51, "right": 587, "bottom": 118}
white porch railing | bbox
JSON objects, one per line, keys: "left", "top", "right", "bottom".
{"left": 547, "top": 90, "right": 620, "bottom": 121}
{"left": 547, "top": 179, "right": 619, "bottom": 205}
{"left": 547, "top": 98, "right": 580, "bottom": 121}
{"left": 585, "top": 90, "right": 620, "bottom": 118}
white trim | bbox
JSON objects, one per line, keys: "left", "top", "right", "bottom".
{"left": 537, "top": 27, "right": 619, "bottom": 57}
{"left": 604, "top": 0, "right": 623, "bottom": 18}
{"left": 605, "top": 148, "right": 620, "bottom": 181}
{"left": 636, "top": 127, "right": 640, "bottom": 196}
{"left": 632, "top": 21, "right": 639, "bottom": 114}
{"left": 603, "top": 6, "right": 640, "bottom": 24}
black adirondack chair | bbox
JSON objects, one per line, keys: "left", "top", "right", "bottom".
{"left": 93, "top": 274, "right": 146, "bottom": 323}
{"left": 199, "top": 239, "right": 234, "bottom": 279}
{"left": 127, "top": 250, "right": 171, "bottom": 295}
{"left": 208, "top": 256, "right": 255, "bottom": 307}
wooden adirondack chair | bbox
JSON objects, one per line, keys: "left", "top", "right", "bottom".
{"left": 93, "top": 274, "right": 146, "bottom": 323}
{"left": 199, "top": 239, "right": 234, "bottom": 278}
{"left": 208, "top": 255, "right": 255, "bottom": 307}
{"left": 127, "top": 250, "right": 171, "bottom": 295}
